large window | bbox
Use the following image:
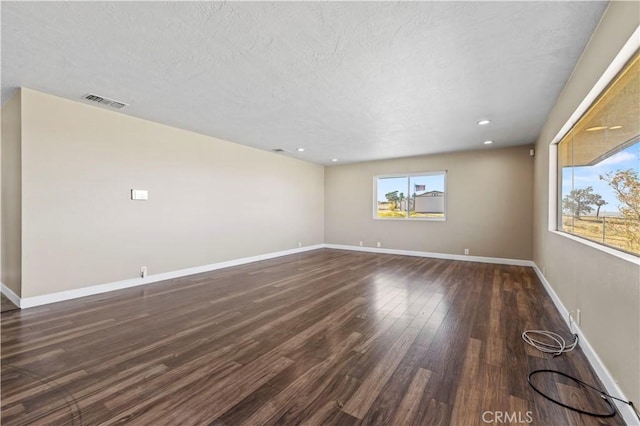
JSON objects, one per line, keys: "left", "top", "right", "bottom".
{"left": 557, "top": 52, "right": 639, "bottom": 256}
{"left": 375, "top": 172, "right": 446, "bottom": 220}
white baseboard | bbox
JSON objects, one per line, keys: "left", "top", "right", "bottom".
{"left": 0, "top": 281, "right": 21, "bottom": 308}
{"left": 532, "top": 265, "right": 638, "bottom": 425}
{"left": 11, "top": 244, "right": 532, "bottom": 309}
{"left": 18, "top": 244, "right": 324, "bottom": 309}
{"left": 324, "top": 244, "right": 535, "bottom": 267}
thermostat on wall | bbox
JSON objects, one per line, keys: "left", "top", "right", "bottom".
{"left": 131, "top": 189, "right": 149, "bottom": 200}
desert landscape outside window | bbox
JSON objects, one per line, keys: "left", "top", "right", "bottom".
{"left": 558, "top": 52, "right": 639, "bottom": 256}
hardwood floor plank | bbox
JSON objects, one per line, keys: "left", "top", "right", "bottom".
{"left": 421, "top": 264, "right": 483, "bottom": 404}
{"left": 509, "top": 395, "right": 533, "bottom": 424}
{"left": 390, "top": 368, "right": 432, "bottom": 425}
{"left": 354, "top": 290, "right": 438, "bottom": 354}
{"left": 290, "top": 354, "right": 362, "bottom": 424}
{"left": 449, "top": 338, "right": 483, "bottom": 426}
{"left": 1, "top": 369, "right": 88, "bottom": 406}
{"left": 299, "top": 400, "right": 338, "bottom": 426}
{"left": 341, "top": 290, "right": 436, "bottom": 419}
{"left": 0, "top": 294, "right": 19, "bottom": 313}
{"left": 12, "top": 364, "right": 169, "bottom": 425}
{"left": 486, "top": 268, "right": 505, "bottom": 367}
{"left": 419, "top": 398, "right": 451, "bottom": 426}
{"left": 129, "top": 356, "right": 294, "bottom": 425}
{"left": 211, "top": 382, "right": 281, "bottom": 426}
{"left": 479, "top": 362, "right": 509, "bottom": 420}
{"left": 240, "top": 332, "right": 361, "bottom": 425}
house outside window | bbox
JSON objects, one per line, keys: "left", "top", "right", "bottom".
{"left": 374, "top": 172, "right": 446, "bottom": 220}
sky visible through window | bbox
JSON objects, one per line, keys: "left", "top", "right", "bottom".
{"left": 562, "top": 141, "right": 639, "bottom": 215}
{"left": 377, "top": 174, "right": 445, "bottom": 202}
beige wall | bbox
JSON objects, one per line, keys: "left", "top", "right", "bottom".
{"left": 325, "top": 145, "right": 534, "bottom": 260}
{"left": 533, "top": 2, "right": 639, "bottom": 403}
{"left": 1, "top": 90, "right": 22, "bottom": 296}
{"left": 19, "top": 88, "right": 324, "bottom": 298}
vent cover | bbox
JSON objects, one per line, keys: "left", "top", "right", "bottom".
{"left": 82, "top": 93, "right": 128, "bottom": 109}
{"left": 272, "top": 148, "right": 286, "bottom": 153}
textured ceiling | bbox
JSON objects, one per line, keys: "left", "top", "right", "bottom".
{"left": 1, "top": 1, "right": 608, "bottom": 165}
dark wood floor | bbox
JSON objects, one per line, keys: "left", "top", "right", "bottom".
{"left": 1, "top": 249, "right": 623, "bottom": 425}
{"left": 0, "top": 293, "right": 19, "bottom": 313}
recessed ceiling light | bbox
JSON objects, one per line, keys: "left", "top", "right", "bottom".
{"left": 331, "top": 158, "right": 338, "bottom": 162}
{"left": 477, "top": 119, "right": 491, "bottom": 125}
{"left": 585, "top": 126, "right": 607, "bottom": 132}
{"left": 296, "top": 147, "right": 305, "bottom": 152}
{"left": 609, "top": 125, "right": 623, "bottom": 130}
{"left": 483, "top": 140, "right": 493, "bottom": 145}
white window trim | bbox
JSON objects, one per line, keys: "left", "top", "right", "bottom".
{"left": 373, "top": 171, "right": 447, "bottom": 221}
{"left": 547, "top": 25, "right": 640, "bottom": 264}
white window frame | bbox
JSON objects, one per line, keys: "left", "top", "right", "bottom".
{"left": 547, "top": 26, "right": 640, "bottom": 265}
{"left": 373, "top": 171, "right": 447, "bottom": 221}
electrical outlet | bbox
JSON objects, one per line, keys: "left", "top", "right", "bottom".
{"left": 576, "top": 309, "right": 582, "bottom": 326}
{"left": 542, "top": 266, "right": 546, "bottom": 275}
{"left": 140, "top": 266, "right": 148, "bottom": 278}
{"left": 359, "top": 241, "right": 363, "bottom": 247}
{"left": 464, "top": 248, "right": 469, "bottom": 255}
{"left": 298, "top": 241, "right": 302, "bottom": 248}
{"left": 376, "top": 242, "right": 381, "bottom": 248}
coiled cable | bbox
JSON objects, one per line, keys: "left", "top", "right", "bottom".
{"left": 521, "top": 330, "right": 578, "bottom": 356}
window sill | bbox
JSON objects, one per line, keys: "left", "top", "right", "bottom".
{"left": 550, "top": 230, "right": 640, "bottom": 266}
{"left": 372, "top": 217, "right": 447, "bottom": 222}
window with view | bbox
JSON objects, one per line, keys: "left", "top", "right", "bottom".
{"left": 557, "top": 51, "right": 639, "bottom": 256}
{"left": 375, "top": 172, "right": 446, "bottom": 220}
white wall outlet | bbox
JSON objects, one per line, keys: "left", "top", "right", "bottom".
{"left": 464, "top": 248, "right": 469, "bottom": 255}
{"left": 131, "top": 189, "right": 149, "bottom": 200}
{"left": 359, "top": 241, "right": 363, "bottom": 247}
{"left": 576, "top": 309, "right": 582, "bottom": 326}
{"left": 298, "top": 241, "right": 302, "bottom": 248}
{"left": 542, "top": 266, "right": 546, "bottom": 275}
{"left": 140, "top": 266, "right": 147, "bottom": 278}
{"left": 376, "top": 242, "right": 381, "bottom": 248}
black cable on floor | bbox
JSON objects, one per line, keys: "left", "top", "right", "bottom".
{"left": 527, "top": 369, "right": 640, "bottom": 422}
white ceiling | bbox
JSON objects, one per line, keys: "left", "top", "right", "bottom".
{"left": 1, "top": 1, "right": 608, "bottom": 165}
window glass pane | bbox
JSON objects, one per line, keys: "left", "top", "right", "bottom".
{"left": 409, "top": 174, "right": 445, "bottom": 218}
{"left": 376, "top": 176, "right": 408, "bottom": 218}
{"left": 558, "top": 52, "right": 639, "bottom": 256}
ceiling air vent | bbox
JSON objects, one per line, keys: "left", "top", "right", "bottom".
{"left": 82, "top": 93, "right": 128, "bottom": 109}
{"left": 272, "top": 148, "right": 286, "bottom": 153}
